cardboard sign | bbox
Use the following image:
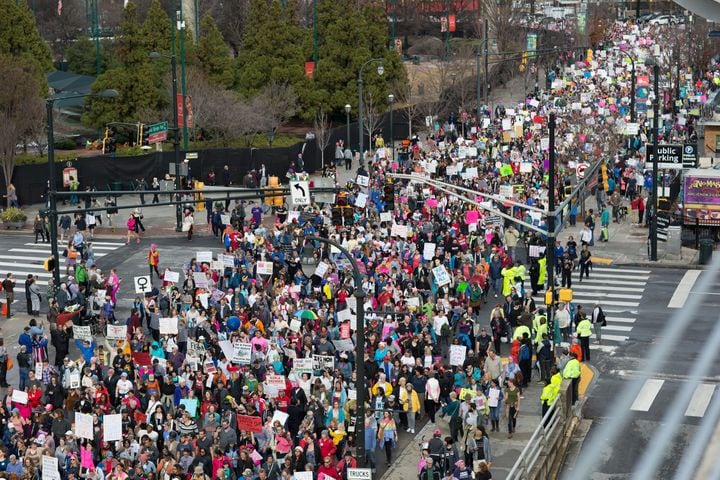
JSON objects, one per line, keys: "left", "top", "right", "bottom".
{"left": 265, "top": 374, "right": 286, "bottom": 396}
{"left": 271, "top": 410, "right": 289, "bottom": 427}
{"left": 314, "top": 262, "right": 329, "bottom": 278}
{"left": 233, "top": 343, "right": 252, "bottom": 364}
{"left": 42, "top": 455, "right": 60, "bottom": 480}
{"left": 159, "top": 317, "right": 178, "bottom": 335}
{"left": 449, "top": 344, "right": 467, "bottom": 366}
{"left": 391, "top": 224, "right": 408, "bottom": 238}
{"left": 11, "top": 390, "right": 28, "bottom": 405}
{"left": 380, "top": 212, "right": 392, "bottom": 222}
{"left": 75, "top": 412, "right": 94, "bottom": 440}
{"left": 193, "top": 271, "right": 208, "bottom": 288}
{"left": 211, "top": 261, "right": 224, "bottom": 271}
{"left": 256, "top": 261, "right": 274, "bottom": 276}
{"left": 236, "top": 414, "right": 263, "bottom": 433}
{"left": 355, "top": 192, "right": 368, "bottom": 208}
{"left": 423, "top": 242, "right": 436, "bottom": 261}
{"left": 196, "top": 251, "right": 213, "bottom": 264}
{"left": 103, "top": 414, "right": 122, "bottom": 442}
{"left": 163, "top": 270, "right": 180, "bottom": 283}
{"left": 73, "top": 325, "right": 92, "bottom": 342}
{"left": 222, "top": 254, "right": 235, "bottom": 268}
{"left": 293, "top": 358, "right": 314, "bottom": 375}
{"left": 106, "top": 325, "right": 127, "bottom": 341}
{"left": 313, "top": 354, "right": 335, "bottom": 371}
{"left": 432, "top": 265, "right": 451, "bottom": 287}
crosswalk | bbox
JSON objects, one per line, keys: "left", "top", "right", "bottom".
{"left": 630, "top": 378, "right": 718, "bottom": 419}
{"left": 532, "top": 266, "right": 651, "bottom": 355}
{"left": 0, "top": 241, "right": 126, "bottom": 286}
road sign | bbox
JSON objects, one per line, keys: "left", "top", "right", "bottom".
{"left": 312, "top": 178, "right": 336, "bottom": 204}
{"left": 290, "top": 181, "right": 310, "bottom": 205}
{"left": 646, "top": 144, "right": 683, "bottom": 169}
{"left": 147, "top": 122, "right": 168, "bottom": 144}
{"left": 576, "top": 162, "right": 590, "bottom": 179}
{"left": 185, "top": 152, "right": 198, "bottom": 160}
{"left": 682, "top": 143, "right": 698, "bottom": 168}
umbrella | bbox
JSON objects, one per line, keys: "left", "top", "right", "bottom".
{"left": 294, "top": 309, "right": 318, "bottom": 320}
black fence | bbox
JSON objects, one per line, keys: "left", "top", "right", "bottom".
{"left": 2, "top": 112, "right": 412, "bottom": 206}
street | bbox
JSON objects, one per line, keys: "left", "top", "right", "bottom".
{"left": 561, "top": 266, "right": 720, "bottom": 479}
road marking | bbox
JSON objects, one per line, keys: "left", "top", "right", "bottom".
{"left": 0, "top": 255, "right": 56, "bottom": 262}
{"left": 562, "top": 291, "right": 643, "bottom": 300}
{"left": 605, "top": 316, "right": 637, "bottom": 323}
{"left": 685, "top": 384, "right": 716, "bottom": 417}
{"left": 8, "top": 248, "right": 106, "bottom": 257}
{"left": 600, "top": 334, "right": 629, "bottom": 342}
{"left": 631, "top": 379, "right": 665, "bottom": 412}
{"left": 668, "top": 270, "right": 702, "bottom": 309}
{"left": 22, "top": 242, "right": 118, "bottom": 251}
{"left": 0, "top": 270, "right": 51, "bottom": 278}
{"left": 571, "top": 279, "right": 648, "bottom": 287}
{"left": 592, "top": 268, "right": 651, "bottom": 274}
{"left": 0, "top": 261, "right": 47, "bottom": 270}
{"left": 84, "top": 241, "right": 126, "bottom": 246}
{"left": 577, "top": 272, "right": 650, "bottom": 280}
{"left": 593, "top": 345, "right": 618, "bottom": 353}
{"left": 603, "top": 308, "right": 639, "bottom": 314}
{"left": 572, "top": 284, "right": 646, "bottom": 293}
{"left": 533, "top": 297, "right": 639, "bottom": 307}
{"left": 602, "top": 325, "right": 634, "bottom": 332}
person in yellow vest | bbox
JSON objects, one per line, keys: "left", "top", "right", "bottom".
{"left": 501, "top": 266, "right": 515, "bottom": 297}
{"left": 540, "top": 371, "right": 563, "bottom": 422}
{"left": 513, "top": 324, "right": 531, "bottom": 342}
{"left": 576, "top": 315, "right": 593, "bottom": 361}
{"left": 514, "top": 261, "right": 527, "bottom": 292}
{"left": 538, "top": 256, "right": 547, "bottom": 288}
{"left": 532, "top": 310, "right": 547, "bottom": 337}
{"left": 534, "top": 317, "right": 548, "bottom": 345}
{"left": 563, "top": 352, "right": 581, "bottom": 404}
{"left": 400, "top": 383, "right": 421, "bottom": 434}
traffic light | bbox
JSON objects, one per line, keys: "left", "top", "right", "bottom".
{"left": 331, "top": 207, "right": 343, "bottom": 226}
{"left": 520, "top": 52, "right": 528, "bottom": 72}
{"left": 140, "top": 123, "right": 149, "bottom": 146}
{"left": 383, "top": 183, "right": 395, "bottom": 211}
{"left": 343, "top": 207, "right": 354, "bottom": 226}
{"left": 586, "top": 48, "right": 593, "bottom": 64}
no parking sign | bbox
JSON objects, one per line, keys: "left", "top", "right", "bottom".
{"left": 576, "top": 163, "right": 590, "bottom": 179}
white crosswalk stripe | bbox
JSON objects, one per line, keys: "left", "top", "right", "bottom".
{"left": 530, "top": 266, "right": 648, "bottom": 355}
{"left": 628, "top": 380, "right": 718, "bottom": 418}
{"left": 1, "top": 241, "right": 124, "bottom": 286}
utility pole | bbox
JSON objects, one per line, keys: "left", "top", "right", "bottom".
{"left": 391, "top": 0, "right": 396, "bottom": 50}
{"left": 313, "top": 0, "right": 318, "bottom": 65}
{"left": 476, "top": 47, "right": 481, "bottom": 121}
{"left": 484, "top": 18, "right": 489, "bottom": 107}
{"left": 547, "top": 112, "right": 557, "bottom": 343}
{"left": 178, "top": 1, "right": 189, "bottom": 152}
{"left": 650, "top": 62, "right": 660, "bottom": 261}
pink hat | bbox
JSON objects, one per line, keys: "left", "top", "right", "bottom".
{"left": 151, "top": 244, "right": 157, "bottom": 249}
{"left": 433, "top": 428, "right": 442, "bottom": 436}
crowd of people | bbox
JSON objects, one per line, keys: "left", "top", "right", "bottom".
{"left": 1, "top": 15, "right": 719, "bottom": 480}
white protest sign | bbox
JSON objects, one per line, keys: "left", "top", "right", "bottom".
{"left": 391, "top": 224, "right": 408, "bottom": 238}
{"left": 335, "top": 339, "right": 355, "bottom": 351}
{"left": 356, "top": 175, "right": 370, "bottom": 187}
{"left": 211, "top": 260, "right": 224, "bottom": 271}
{"left": 193, "top": 271, "right": 209, "bottom": 288}
{"left": 233, "top": 343, "right": 252, "bottom": 364}
{"left": 159, "top": 317, "right": 178, "bottom": 335}
{"left": 75, "top": 412, "right": 94, "bottom": 440}
{"left": 103, "top": 414, "right": 123, "bottom": 442}
{"left": 198, "top": 293, "right": 209, "bottom": 309}
{"left": 423, "top": 242, "right": 436, "bottom": 261}
{"left": 294, "top": 358, "right": 314, "bottom": 375}
{"left": 11, "top": 390, "right": 28, "bottom": 405}
{"left": 222, "top": 255, "right": 235, "bottom": 268}
{"left": 314, "top": 262, "right": 329, "bottom": 278}
{"left": 347, "top": 469, "right": 373, "bottom": 480}
{"left": 272, "top": 410, "right": 290, "bottom": 427}
{"left": 380, "top": 212, "right": 392, "bottom": 223}
{"left": 134, "top": 275, "right": 152, "bottom": 294}
{"left": 256, "top": 261, "right": 274, "bottom": 276}
{"left": 337, "top": 309, "right": 352, "bottom": 323}
{"left": 295, "top": 473, "right": 313, "bottom": 480}
{"left": 449, "top": 345, "right": 467, "bottom": 366}
{"left": 196, "top": 251, "right": 213, "bottom": 264}
{"left": 432, "top": 265, "right": 451, "bottom": 287}
{"left": 163, "top": 270, "right": 180, "bottom": 283}
{"left": 312, "top": 354, "right": 334, "bottom": 371}
{"left": 69, "top": 372, "right": 80, "bottom": 389}
{"left": 221, "top": 214, "right": 231, "bottom": 225}
{"left": 42, "top": 455, "right": 60, "bottom": 480}
{"left": 355, "top": 192, "right": 368, "bottom": 208}
{"left": 265, "top": 374, "right": 286, "bottom": 396}
{"left": 106, "top": 325, "right": 127, "bottom": 341}
{"left": 289, "top": 319, "right": 302, "bottom": 332}
{"left": 73, "top": 325, "right": 92, "bottom": 342}
{"left": 499, "top": 185, "right": 514, "bottom": 198}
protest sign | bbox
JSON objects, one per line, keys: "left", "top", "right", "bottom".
{"left": 163, "top": 270, "right": 180, "bottom": 283}
{"left": 237, "top": 414, "right": 263, "bottom": 433}
{"left": 271, "top": 410, "right": 289, "bottom": 427}
{"left": 256, "top": 261, "right": 274, "bottom": 276}
{"left": 233, "top": 343, "right": 252, "bottom": 364}
{"left": 159, "top": 317, "right": 178, "bottom": 335}
{"left": 432, "top": 265, "right": 451, "bottom": 287}
{"left": 103, "top": 414, "right": 122, "bottom": 442}
{"left": 73, "top": 325, "right": 92, "bottom": 342}
{"left": 423, "top": 242, "right": 436, "bottom": 260}
{"left": 313, "top": 354, "right": 335, "bottom": 371}
{"left": 11, "top": 390, "right": 28, "bottom": 405}
{"left": 449, "top": 345, "right": 467, "bottom": 366}
{"left": 75, "top": 412, "right": 94, "bottom": 440}
{"left": 43, "top": 455, "right": 60, "bottom": 480}
{"left": 193, "top": 271, "right": 209, "bottom": 288}
{"left": 106, "top": 325, "right": 127, "bottom": 341}
{"left": 293, "top": 358, "right": 314, "bottom": 375}
{"left": 265, "top": 374, "right": 286, "bottom": 396}
{"left": 196, "top": 251, "right": 213, "bottom": 264}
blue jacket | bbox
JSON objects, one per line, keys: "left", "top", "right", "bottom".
{"left": 18, "top": 332, "right": 32, "bottom": 353}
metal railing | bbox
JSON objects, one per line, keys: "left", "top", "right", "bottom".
{"left": 506, "top": 395, "right": 564, "bottom": 480}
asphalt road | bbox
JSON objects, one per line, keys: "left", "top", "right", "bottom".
{"left": 561, "top": 266, "right": 720, "bottom": 479}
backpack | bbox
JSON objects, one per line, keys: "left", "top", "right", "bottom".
{"left": 519, "top": 344, "right": 531, "bottom": 362}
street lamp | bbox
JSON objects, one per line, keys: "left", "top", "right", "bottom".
{"left": 299, "top": 234, "right": 367, "bottom": 465}
{"left": 46, "top": 88, "right": 118, "bottom": 288}
{"left": 358, "top": 58, "right": 384, "bottom": 163}
{"left": 615, "top": 48, "right": 636, "bottom": 122}
{"left": 387, "top": 94, "right": 395, "bottom": 162}
{"left": 150, "top": 50, "right": 183, "bottom": 231}
{"left": 645, "top": 57, "right": 660, "bottom": 261}
{"left": 344, "top": 104, "right": 351, "bottom": 151}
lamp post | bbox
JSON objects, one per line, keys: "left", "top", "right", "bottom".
{"left": 302, "top": 235, "right": 366, "bottom": 464}
{"left": 150, "top": 51, "right": 183, "bottom": 231}
{"left": 646, "top": 57, "right": 660, "bottom": 261}
{"left": 358, "top": 58, "right": 384, "bottom": 163}
{"left": 388, "top": 94, "right": 395, "bottom": 162}
{"left": 46, "top": 89, "right": 118, "bottom": 287}
{"left": 547, "top": 111, "right": 558, "bottom": 344}
{"left": 344, "top": 104, "right": 351, "bottom": 150}
{"left": 615, "top": 49, "right": 636, "bottom": 122}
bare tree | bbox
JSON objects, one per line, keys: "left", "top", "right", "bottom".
{"left": 314, "top": 109, "right": 332, "bottom": 170}
{"left": 0, "top": 58, "right": 44, "bottom": 205}
{"left": 362, "top": 91, "right": 382, "bottom": 153}
{"left": 255, "top": 82, "right": 298, "bottom": 139}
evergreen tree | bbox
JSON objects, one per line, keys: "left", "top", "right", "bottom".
{"left": 65, "top": 37, "right": 112, "bottom": 76}
{"left": 195, "top": 15, "right": 235, "bottom": 89}
{"left": 236, "top": 0, "right": 309, "bottom": 97}
{"left": 0, "top": 0, "right": 52, "bottom": 92}
{"left": 142, "top": 0, "right": 172, "bottom": 55}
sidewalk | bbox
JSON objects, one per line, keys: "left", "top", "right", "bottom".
{"left": 382, "top": 363, "right": 594, "bottom": 480}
